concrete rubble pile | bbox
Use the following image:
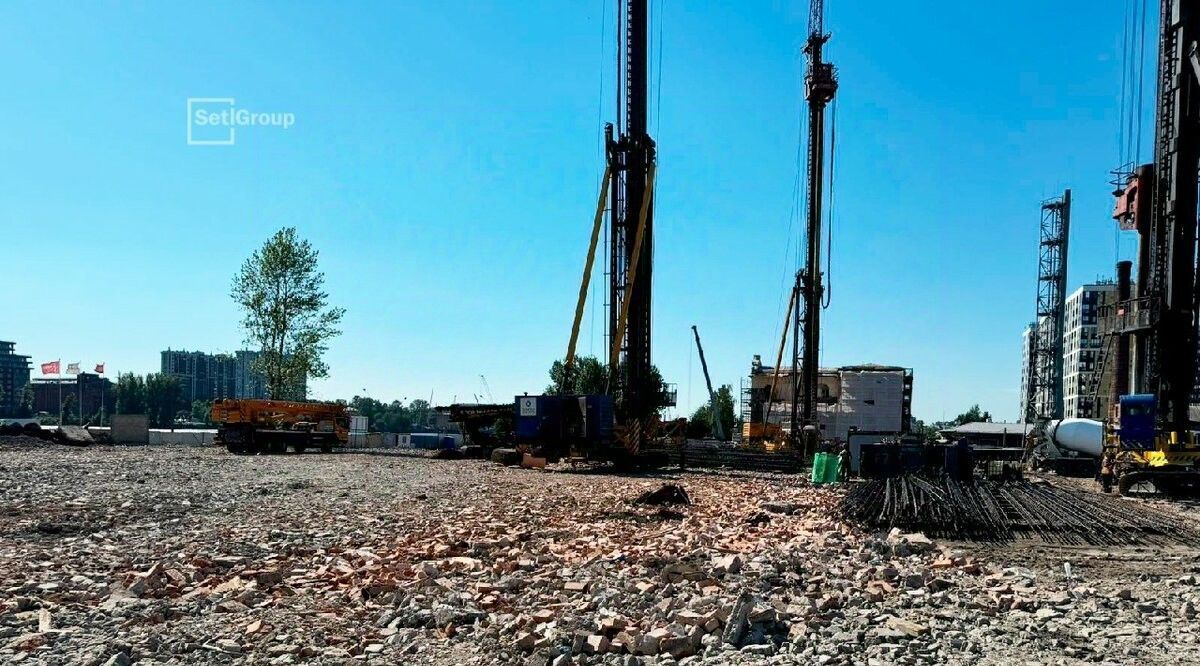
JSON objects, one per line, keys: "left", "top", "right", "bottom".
{"left": 2, "top": 438, "right": 1200, "bottom": 665}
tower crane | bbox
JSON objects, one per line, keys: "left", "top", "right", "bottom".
{"left": 790, "top": 0, "right": 838, "bottom": 453}
{"left": 691, "top": 325, "right": 725, "bottom": 441}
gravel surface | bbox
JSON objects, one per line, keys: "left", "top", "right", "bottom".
{"left": 2, "top": 439, "right": 1199, "bottom": 665}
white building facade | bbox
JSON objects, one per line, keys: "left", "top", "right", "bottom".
{"left": 1020, "top": 283, "right": 1115, "bottom": 421}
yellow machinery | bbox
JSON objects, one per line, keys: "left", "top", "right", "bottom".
{"left": 1101, "top": 396, "right": 1200, "bottom": 494}
{"left": 211, "top": 398, "right": 349, "bottom": 455}
{"left": 741, "top": 284, "right": 797, "bottom": 452}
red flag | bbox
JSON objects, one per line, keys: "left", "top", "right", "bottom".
{"left": 95, "top": 363, "right": 105, "bottom": 374}
{"left": 41, "top": 361, "right": 60, "bottom": 375}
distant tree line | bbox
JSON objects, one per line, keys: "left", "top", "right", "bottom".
{"left": 0, "top": 384, "right": 35, "bottom": 419}
{"left": 343, "top": 396, "right": 435, "bottom": 433}
{"left": 911, "top": 404, "right": 992, "bottom": 442}
{"left": 544, "top": 355, "right": 675, "bottom": 422}
{"left": 687, "top": 384, "right": 738, "bottom": 440}
{"left": 113, "top": 372, "right": 184, "bottom": 428}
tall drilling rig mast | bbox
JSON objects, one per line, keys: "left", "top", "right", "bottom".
{"left": 1143, "top": 0, "right": 1200, "bottom": 434}
{"left": 607, "top": 0, "right": 658, "bottom": 426}
{"left": 1099, "top": 0, "right": 1200, "bottom": 494}
{"left": 791, "top": 0, "right": 838, "bottom": 448}
{"left": 1024, "top": 190, "right": 1071, "bottom": 422}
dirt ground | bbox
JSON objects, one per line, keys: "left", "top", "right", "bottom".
{"left": 2, "top": 439, "right": 1199, "bottom": 665}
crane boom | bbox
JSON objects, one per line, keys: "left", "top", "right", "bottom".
{"left": 691, "top": 325, "right": 725, "bottom": 441}
{"left": 767, "top": 283, "right": 798, "bottom": 420}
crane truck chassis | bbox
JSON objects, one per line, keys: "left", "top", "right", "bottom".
{"left": 211, "top": 399, "right": 349, "bottom": 455}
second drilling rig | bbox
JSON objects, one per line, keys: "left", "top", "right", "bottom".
{"left": 1101, "top": 0, "right": 1200, "bottom": 494}
{"left": 789, "top": 0, "right": 838, "bottom": 454}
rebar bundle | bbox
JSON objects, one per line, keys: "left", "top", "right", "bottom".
{"left": 841, "top": 473, "right": 1200, "bottom": 546}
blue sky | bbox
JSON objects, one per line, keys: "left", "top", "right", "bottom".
{"left": 1, "top": 1, "right": 1152, "bottom": 422}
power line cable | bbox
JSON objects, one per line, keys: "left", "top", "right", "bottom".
{"left": 823, "top": 97, "right": 837, "bottom": 310}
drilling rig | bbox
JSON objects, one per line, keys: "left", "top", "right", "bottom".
{"left": 534, "top": 0, "right": 679, "bottom": 463}
{"left": 606, "top": 0, "right": 666, "bottom": 445}
{"left": 1101, "top": 0, "right": 1200, "bottom": 494}
{"left": 790, "top": 0, "right": 838, "bottom": 454}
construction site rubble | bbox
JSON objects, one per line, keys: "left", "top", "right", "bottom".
{"left": 4, "top": 439, "right": 1200, "bottom": 665}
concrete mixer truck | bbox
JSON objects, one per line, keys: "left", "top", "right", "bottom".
{"left": 1027, "top": 418, "right": 1102, "bottom": 476}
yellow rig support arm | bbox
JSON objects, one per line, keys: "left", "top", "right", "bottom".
{"left": 563, "top": 165, "right": 613, "bottom": 386}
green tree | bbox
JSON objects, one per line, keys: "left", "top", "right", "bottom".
{"left": 115, "top": 373, "right": 147, "bottom": 415}
{"left": 16, "top": 383, "right": 34, "bottom": 418}
{"left": 348, "top": 396, "right": 416, "bottom": 433}
{"left": 952, "top": 404, "right": 991, "bottom": 426}
{"left": 688, "top": 384, "right": 737, "bottom": 440}
{"left": 615, "top": 363, "right": 674, "bottom": 420}
{"left": 232, "top": 227, "right": 345, "bottom": 400}
{"left": 543, "top": 357, "right": 673, "bottom": 422}
{"left": 408, "top": 399, "right": 432, "bottom": 429}
{"left": 546, "top": 355, "right": 608, "bottom": 395}
{"left": 910, "top": 417, "right": 939, "bottom": 442}
{"left": 909, "top": 405, "right": 993, "bottom": 442}
{"left": 61, "top": 393, "right": 77, "bottom": 426}
{"left": 190, "top": 400, "right": 213, "bottom": 425}
{"left": 145, "top": 373, "right": 181, "bottom": 428}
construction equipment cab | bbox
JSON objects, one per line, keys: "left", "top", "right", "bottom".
{"left": 1116, "top": 394, "right": 1156, "bottom": 450}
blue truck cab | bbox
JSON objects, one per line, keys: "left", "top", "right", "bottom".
{"left": 1117, "top": 394, "right": 1157, "bottom": 450}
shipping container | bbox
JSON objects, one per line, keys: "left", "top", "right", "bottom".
{"left": 513, "top": 394, "right": 614, "bottom": 451}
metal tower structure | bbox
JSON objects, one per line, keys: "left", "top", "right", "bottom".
{"left": 1025, "top": 189, "right": 1071, "bottom": 422}
{"left": 607, "top": 0, "right": 657, "bottom": 424}
{"left": 790, "top": 0, "right": 837, "bottom": 447}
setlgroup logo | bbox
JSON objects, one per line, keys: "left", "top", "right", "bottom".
{"left": 186, "top": 97, "right": 295, "bottom": 146}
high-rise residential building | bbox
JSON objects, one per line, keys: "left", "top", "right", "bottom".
{"left": 1062, "top": 283, "right": 1115, "bottom": 418}
{"left": 234, "top": 350, "right": 268, "bottom": 400}
{"left": 1018, "top": 323, "right": 1037, "bottom": 420}
{"left": 1020, "top": 283, "right": 1116, "bottom": 421}
{"left": 161, "top": 349, "right": 282, "bottom": 404}
{"left": 0, "top": 341, "right": 32, "bottom": 416}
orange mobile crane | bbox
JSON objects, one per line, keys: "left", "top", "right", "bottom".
{"left": 211, "top": 398, "right": 349, "bottom": 455}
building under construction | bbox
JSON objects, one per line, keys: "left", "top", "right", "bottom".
{"left": 741, "top": 357, "right": 912, "bottom": 444}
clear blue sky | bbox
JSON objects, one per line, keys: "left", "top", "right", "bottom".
{"left": 1, "top": 1, "right": 1151, "bottom": 422}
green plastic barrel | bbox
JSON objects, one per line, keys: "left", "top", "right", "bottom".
{"left": 824, "top": 455, "right": 841, "bottom": 483}
{"left": 811, "top": 452, "right": 829, "bottom": 484}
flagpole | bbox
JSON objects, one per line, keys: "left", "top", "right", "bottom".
{"left": 57, "top": 359, "right": 62, "bottom": 425}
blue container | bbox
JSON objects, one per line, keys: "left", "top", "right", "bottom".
{"left": 513, "top": 394, "right": 614, "bottom": 447}
{"left": 1119, "top": 394, "right": 1157, "bottom": 450}
{"left": 514, "top": 395, "right": 563, "bottom": 441}
{"left": 581, "top": 395, "right": 614, "bottom": 443}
